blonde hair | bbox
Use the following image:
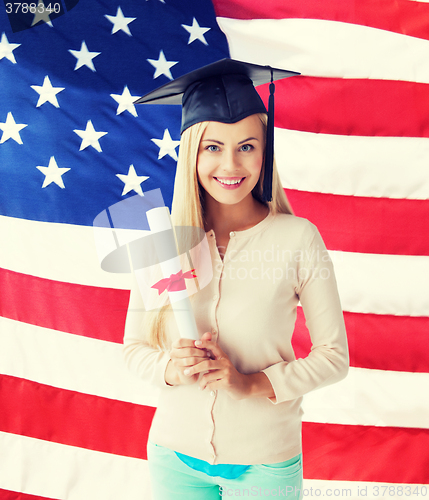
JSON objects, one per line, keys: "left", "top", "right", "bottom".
{"left": 146, "top": 113, "right": 293, "bottom": 349}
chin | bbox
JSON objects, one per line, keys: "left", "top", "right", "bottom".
{"left": 212, "top": 190, "right": 253, "bottom": 206}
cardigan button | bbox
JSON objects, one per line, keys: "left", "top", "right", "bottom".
{"left": 229, "top": 231, "right": 235, "bottom": 237}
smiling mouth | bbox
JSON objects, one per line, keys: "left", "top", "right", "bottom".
{"left": 214, "top": 177, "right": 245, "bottom": 187}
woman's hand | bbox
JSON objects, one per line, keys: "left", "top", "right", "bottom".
{"left": 185, "top": 332, "right": 253, "bottom": 400}
{"left": 165, "top": 337, "right": 211, "bottom": 386}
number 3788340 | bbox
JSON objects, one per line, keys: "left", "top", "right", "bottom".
{"left": 5, "top": 3, "right": 61, "bottom": 14}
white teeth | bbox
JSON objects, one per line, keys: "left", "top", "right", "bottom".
{"left": 216, "top": 178, "right": 242, "bottom": 185}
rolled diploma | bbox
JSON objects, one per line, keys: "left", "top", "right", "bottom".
{"left": 146, "top": 207, "right": 199, "bottom": 340}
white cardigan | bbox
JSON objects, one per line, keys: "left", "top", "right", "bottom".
{"left": 123, "top": 212, "right": 349, "bottom": 465}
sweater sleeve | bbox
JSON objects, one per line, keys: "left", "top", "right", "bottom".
{"left": 123, "top": 272, "right": 173, "bottom": 389}
{"left": 261, "top": 222, "right": 349, "bottom": 404}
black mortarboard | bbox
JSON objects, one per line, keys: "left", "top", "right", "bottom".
{"left": 135, "top": 59, "right": 299, "bottom": 201}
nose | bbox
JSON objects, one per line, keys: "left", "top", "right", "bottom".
{"left": 221, "top": 149, "right": 239, "bottom": 172}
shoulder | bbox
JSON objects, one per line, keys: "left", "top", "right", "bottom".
{"left": 258, "top": 213, "right": 326, "bottom": 256}
{"left": 268, "top": 213, "right": 319, "bottom": 241}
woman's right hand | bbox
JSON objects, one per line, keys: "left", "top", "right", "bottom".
{"left": 165, "top": 337, "right": 211, "bottom": 386}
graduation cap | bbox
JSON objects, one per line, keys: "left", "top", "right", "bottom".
{"left": 135, "top": 59, "right": 300, "bottom": 202}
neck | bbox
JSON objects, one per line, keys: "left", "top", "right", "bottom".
{"left": 204, "top": 193, "right": 269, "bottom": 236}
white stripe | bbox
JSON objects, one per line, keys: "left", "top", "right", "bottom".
{"left": 0, "top": 432, "right": 152, "bottom": 500}
{"left": 275, "top": 128, "right": 429, "bottom": 200}
{"left": 0, "top": 215, "right": 130, "bottom": 289}
{"left": 302, "top": 479, "right": 428, "bottom": 499}
{"left": 330, "top": 251, "right": 429, "bottom": 317}
{"left": 0, "top": 316, "right": 160, "bottom": 407}
{"left": 217, "top": 17, "right": 429, "bottom": 84}
{"left": 302, "top": 367, "right": 429, "bottom": 430}
{"left": 1, "top": 317, "right": 428, "bottom": 429}
{"left": 2, "top": 216, "right": 428, "bottom": 317}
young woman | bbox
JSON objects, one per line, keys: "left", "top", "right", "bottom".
{"left": 124, "top": 59, "right": 349, "bottom": 499}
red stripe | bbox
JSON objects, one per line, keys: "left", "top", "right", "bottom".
{"left": 0, "top": 490, "right": 58, "bottom": 500}
{"left": 0, "top": 375, "right": 155, "bottom": 460}
{"left": 0, "top": 268, "right": 129, "bottom": 343}
{"left": 212, "top": 0, "right": 429, "bottom": 42}
{"left": 258, "top": 77, "right": 429, "bottom": 138}
{"left": 293, "top": 308, "right": 429, "bottom": 373}
{"left": 284, "top": 189, "right": 429, "bottom": 256}
{"left": 3, "top": 264, "right": 429, "bottom": 375}
{"left": 302, "top": 422, "right": 429, "bottom": 483}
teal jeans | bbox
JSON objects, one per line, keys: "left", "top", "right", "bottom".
{"left": 147, "top": 441, "right": 303, "bottom": 499}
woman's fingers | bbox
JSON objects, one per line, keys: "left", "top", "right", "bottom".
{"left": 171, "top": 346, "right": 210, "bottom": 362}
{"left": 194, "top": 338, "right": 224, "bottom": 360}
{"left": 181, "top": 354, "right": 211, "bottom": 367}
{"left": 184, "top": 357, "right": 224, "bottom": 377}
{"left": 170, "top": 338, "right": 209, "bottom": 359}
{"left": 169, "top": 334, "right": 250, "bottom": 399}
{"left": 168, "top": 338, "right": 212, "bottom": 386}
{"left": 168, "top": 335, "right": 222, "bottom": 385}
{"left": 171, "top": 337, "right": 201, "bottom": 350}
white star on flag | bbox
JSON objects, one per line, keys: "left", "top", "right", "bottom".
{"left": 151, "top": 128, "right": 180, "bottom": 160}
{"left": 116, "top": 165, "right": 149, "bottom": 196}
{"left": 69, "top": 41, "right": 101, "bottom": 72}
{"left": 105, "top": 6, "right": 136, "bottom": 36}
{"left": 36, "top": 156, "right": 70, "bottom": 188}
{"left": 0, "top": 112, "right": 27, "bottom": 144}
{"left": 31, "top": 76, "right": 65, "bottom": 108}
{"left": 147, "top": 50, "right": 178, "bottom": 80}
{"left": 182, "top": 18, "right": 210, "bottom": 45}
{"left": 0, "top": 33, "right": 21, "bottom": 64}
{"left": 73, "top": 120, "right": 107, "bottom": 152}
{"left": 110, "top": 86, "right": 139, "bottom": 116}
{"left": 31, "top": 1, "right": 54, "bottom": 27}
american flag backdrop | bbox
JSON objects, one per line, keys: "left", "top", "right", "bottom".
{"left": 0, "top": 0, "right": 428, "bottom": 498}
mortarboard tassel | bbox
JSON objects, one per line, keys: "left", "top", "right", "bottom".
{"left": 262, "top": 68, "right": 275, "bottom": 202}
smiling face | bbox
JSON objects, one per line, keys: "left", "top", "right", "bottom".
{"left": 196, "top": 114, "right": 265, "bottom": 208}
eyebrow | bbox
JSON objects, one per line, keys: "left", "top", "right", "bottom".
{"left": 201, "top": 137, "right": 260, "bottom": 145}
{"left": 201, "top": 139, "right": 224, "bottom": 145}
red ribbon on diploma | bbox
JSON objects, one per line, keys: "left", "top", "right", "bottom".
{"left": 151, "top": 269, "right": 197, "bottom": 295}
